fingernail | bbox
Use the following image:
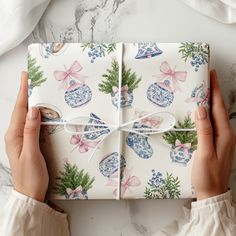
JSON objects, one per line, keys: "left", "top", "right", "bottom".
{"left": 197, "top": 106, "right": 207, "bottom": 120}
{"left": 28, "top": 107, "right": 39, "bottom": 120}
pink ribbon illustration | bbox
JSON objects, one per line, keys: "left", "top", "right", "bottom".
{"left": 186, "top": 82, "right": 210, "bottom": 106}
{"left": 107, "top": 169, "right": 141, "bottom": 198}
{"left": 153, "top": 61, "right": 187, "bottom": 92}
{"left": 66, "top": 186, "right": 86, "bottom": 199}
{"left": 112, "top": 84, "right": 129, "bottom": 101}
{"left": 70, "top": 134, "right": 99, "bottom": 153}
{"left": 54, "top": 60, "right": 87, "bottom": 90}
{"left": 139, "top": 113, "right": 163, "bottom": 127}
{"left": 174, "top": 139, "right": 191, "bottom": 157}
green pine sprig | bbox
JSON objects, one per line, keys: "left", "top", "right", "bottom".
{"left": 28, "top": 54, "right": 47, "bottom": 88}
{"left": 54, "top": 162, "right": 95, "bottom": 196}
{"left": 98, "top": 60, "right": 141, "bottom": 94}
{"left": 144, "top": 172, "right": 181, "bottom": 199}
{"left": 178, "top": 42, "right": 209, "bottom": 63}
{"left": 81, "top": 43, "right": 116, "bottom": 56}
{"left": 162, "top": 115, "right": 197, "bottom": 150}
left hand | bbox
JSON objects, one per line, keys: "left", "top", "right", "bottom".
{"left": 4, "top": 71, "right": 49, "bottom": 202}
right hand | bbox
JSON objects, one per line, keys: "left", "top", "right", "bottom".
{"left": 192, "top": 70, "right": 236, "bottom": 200}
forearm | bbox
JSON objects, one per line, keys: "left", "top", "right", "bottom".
{"left": 155, "top": 191, "right": 236, "bottom": 236}
{"left": 0, "top": 190, "right": 70, "bottom": 236}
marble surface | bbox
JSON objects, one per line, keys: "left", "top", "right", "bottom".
{"left": 0, "top": 0, "right": 236, "bottom": 235}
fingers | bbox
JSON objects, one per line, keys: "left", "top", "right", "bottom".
{"left": 195, "top": 106, "right": 214, "bottom": 157}
{"left": 22, "top": 107, "right": 41, "bottom": 155}
{"left": 5, "top": 72, "right": 28, "bottom": 158}
{"left": 210, "top": 70, "right": 231, "bottom": 135}
{"left": 8, "top": 72, "right": 28, "bottom": 138}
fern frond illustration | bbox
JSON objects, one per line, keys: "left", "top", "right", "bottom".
{"left": 162, "top": 115, "right": 197, "bottom": 150}
{"left": 144, "top": 170, "right": 181, "bottom": 199}
{"left": 54, "top": 162, "right": 95, "bottom": 198}
{"left": 98, "top": 60, "right": 141, "bottom": 94}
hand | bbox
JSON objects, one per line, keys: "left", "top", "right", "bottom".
{"left": 192, "top": 70, "right": 236, "bottom": 200}
{"left": 4, "top": 72, "right": 49, "bottom": 202}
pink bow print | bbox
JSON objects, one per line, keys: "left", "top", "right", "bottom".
{"left": 54, "top": 61, "right": 87, "bottom": 90}
{"left": 112, "top": 85, "right": 129, "bottom": 101}
{"left": 153, "top": 61, "right": 187, "bottom": 92}
{"left": 186, "top": 81, "right": 210, "bottom": 106}
{"left": 175, "top": 139, "right": 191, "bottom": 157}
{"left": 70, "top": 135, "right": 99, "bottom": 153}
{"left": 107, "top": 169, "right": 141, "bottom": 198}
{"left": 139, "top": 113, "right": 162, "bottom": 127}
{"left": 66, "top": 186, "right": 86, "bottom": 199}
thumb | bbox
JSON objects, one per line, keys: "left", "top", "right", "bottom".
{"left": 195, "top": 106, "right": 214, "bottom": 156}
{"left": 23, "top": 107, "right": 41, "bottom": 153}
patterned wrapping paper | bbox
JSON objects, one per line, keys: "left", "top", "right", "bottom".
{"left": 28, "top": 42, "right": 210, "bottom": 200}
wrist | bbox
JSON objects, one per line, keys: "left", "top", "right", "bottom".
{"left": 196, "top": 189, "right": 228, "bottom": 201}
{"left": 14, "top": 187, "right": 46, "bottom": 202}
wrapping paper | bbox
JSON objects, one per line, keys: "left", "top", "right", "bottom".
{"left": 28, "top": 42, "right": 210, "bottom": 200}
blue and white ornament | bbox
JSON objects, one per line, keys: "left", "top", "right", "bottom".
{"left": 65, "top": 82, "right": 92, "bottom": 108}
{"left": 84, "top": 113, "right": 110, "bottom": 140}
{"left": 147, "top": 82, "right": 174, "bottom": 107}
{"left": 170, "top": 144, "right": 193, "bottom": 165}
{"left": 126, "top": 122, "right": 153, "bottom": 159}
{"left": 135, "top": 43, "right": 163, "bottom": 59}
{"left": 99, "top": 152, "right": 126, "bottom": 178}
{"left": 111, "top": 90, "right": 134, "bottom": 108}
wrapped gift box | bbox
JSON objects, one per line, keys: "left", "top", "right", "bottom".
{"left": 28, "top": 42, "right": 210, "bottom": 200}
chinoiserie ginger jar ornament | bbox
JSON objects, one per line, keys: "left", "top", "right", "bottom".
{"left": 147, "top": 61, "right": 187, "bottom": 107}
{"left": 170, "top": 141, "right": 193, "bottom": 165}
{"left": 98, "top": 60, "right": 141, "bottom": 108}
{"left": 54, "top": 61, "right": 92, "bottom": 108}
{"left": 135, "top": 43, "right": 163, "bottom": 59}
{"left": 99, "top": 152, "right": 126, "bottom": 178}
{"left": 162, "top": 115, "right": 197, "bottom": 166}
{"left": 65, "top": 81, "right": 92, "bottom": 108}
{"left": 147, "top": 82, "right": 174, "bottom": 107}
{"left": 54, "top": 162, "right": 95, "bottom": 200}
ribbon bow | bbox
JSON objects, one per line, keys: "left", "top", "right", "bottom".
{"left": 54, "top": 61, "right": 87, "bottom": 90}
{"left": 153, "top": 61, "right": 187, "bottom": 92}
{"left": 139, "top": 113, "right": 162, "bottom": 127}
{"left": 70, "top": 134, "right": 99, "bottom": 153}
{"left": 112, "top": 85, "right": 129, "bottom": 101}
{"left": 66, "top": 186, "right": 86, "bottom": 199}
{"left": 107, "top": 169, "right": 141, "bottom": 198}
{"left": 175, "top": 139, "right": 192, "bottom": 157}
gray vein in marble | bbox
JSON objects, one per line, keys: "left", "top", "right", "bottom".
{"left": 26, "top": 0, "right": 131, "bottom": 44}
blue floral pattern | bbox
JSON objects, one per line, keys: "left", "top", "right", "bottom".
{"left": 84, "top": 113, "right": 110, "bottom": 140}
{"left": 147, "top": 83, "right": 174, "bottom": 107}
{"left": 64, "top": 84, "right": 92, "bottom": 108}
{"left": 126, "top": 122, "right": 153, "bottom": 159}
